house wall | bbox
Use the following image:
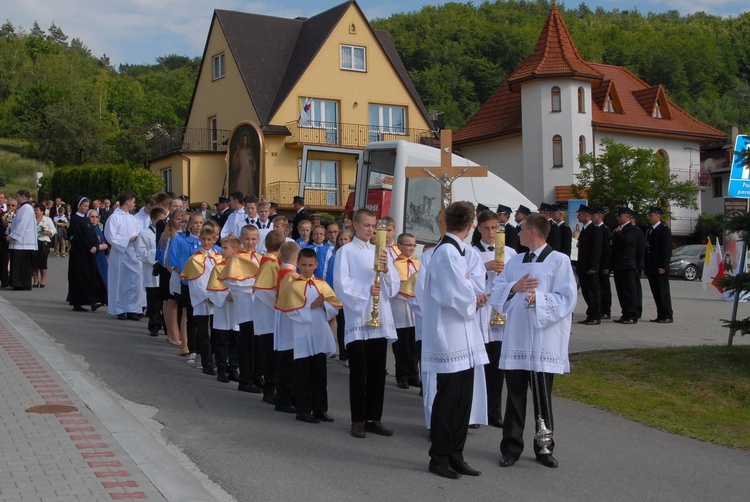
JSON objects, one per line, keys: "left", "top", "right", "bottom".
{"left": 459, "top": 136, "right": 525, "bottom": 198}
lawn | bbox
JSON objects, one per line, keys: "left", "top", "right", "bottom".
{"left": 555, "top": 345, "right": 750, "bottom": 449}
{"left": 0, "top": 139, "right": 50, "bottom": 195}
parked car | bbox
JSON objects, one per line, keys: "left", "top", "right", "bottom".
{"left": 668, "top": 244, "right": 706, "bottom": 281}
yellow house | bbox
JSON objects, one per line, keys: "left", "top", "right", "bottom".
{"left": 147, "top": 0, "right": 433, "bottom": 212}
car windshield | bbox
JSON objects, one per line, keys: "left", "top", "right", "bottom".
{"left": 673, "top": 244, "right": 706, "bottom": 257}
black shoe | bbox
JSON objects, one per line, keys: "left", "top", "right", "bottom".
{"left": 396, "top": 380, "right": 409, "bottom": 389}
{"left": 148, "top": 331, "right": 159, "bottom": 337}
{"left": 73, "top": 305, "right": 88, "bottom": 312}
{"left": 262, "top": 393, "right": 276, "bottom": 405}
{"left": 202, "top": 366, "right": 217, "bottom": 376}
{"left": 227, "top": 369, "right": 240, "bottom": 382}
{"left": 407, "top": 377, "right": 422, "bottom": 388}
{"left": 296, "top": 412, "right": 320, "bottom": 424}
{"left": 613, "top": 317, "right": 635, "bottom": 324}
{"left": 313, "top": 411, "right": 334, "bottom": 422}
{"left": 217, "top": 372, "right": 229, "bottom": 383}
{"left": 536, "top": 454, "right": 558, "bottom": 468}
{"left": 364, "top": 420, "right": 393, "bottom": 436}
{"left": 450, "top": 460, "right": 481, "bottom": 476}
{"left": 468, "top": 424, "right": 480, "bottom": 429}
{"left": 488, "top": 417, "right": 504, "bottom": 428}
{"left": 351, "top": 422, "right": 366, "bottom": 438}
{"left": 499, "top": 454, "right": 518, "bottom": 467}
{"left": 238, "top": 384, "right": 262, "bottom": 394}
{"left": 275, "top": 404, "right": 297, "bottom": 414}
{"left": 428, "top": 464, "right": 461, "bottom": 479}
{"left": 658, "top": 318, "right": 673, "bottom": 323}
{"left": 117, "top": 313, "right": 127, "bottom": 320}
{"left": 582, "top": 319, "right": 601, "bottom": 325}
{"left": 126, "top": 313, "right": 140, "bottom": 321}
{"left": 90, "top": 303, "right": 102, "bottom": 312}
{"left": 601, "top": 313, "right": 611, "bottom": 319}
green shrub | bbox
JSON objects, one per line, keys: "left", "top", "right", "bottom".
{"left": 44, "top": 164, "right": 163, "bottom": 205}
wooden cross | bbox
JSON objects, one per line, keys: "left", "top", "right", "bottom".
{"left": 405, "top": 130, "right": 488, "bottom": 209}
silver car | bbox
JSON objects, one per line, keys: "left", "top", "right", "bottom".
{"left": 668, "top": 244, "right": 706, "bottom": 281}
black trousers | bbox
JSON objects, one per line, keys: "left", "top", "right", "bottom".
{"left": 293, "top": 353, "right": 328, "bottom": 414}
{"left": 484, "top": 341, "right": 504, "bottom": 423}
{"left": 0, "top": 242, "right": 9, "bottom": 287}
{"left": 336, "top": 310, "right": 348, "bottom": 361}
{"left": 180, "top": 283, "right": 196, "bottom": 353}
{"left": 635, "top": 272, "right": 643, "bottom": 319}
{"left": 193, "top": 314, "right": 213, "bottom": 370}
{"left": 501, "top": 370, "right": 555, "bottom": 458}
{"left": 145, "top": 287, "right": 162, "bottom": 334}
{"left": 392, "top": 326, "right": 420, "bottom": 383}
{"left": 253, "top": 335, "right": 265, "bottom": 385}
{"left": 346, "top": 338, "right": 388, "bottom": 423}
{"left": 9, "top": 249, "right": 32, "bottom": 289}
{"left": 578, "top": 271, "right": 601, "bottom": 319}
{"left": 257, "top": 333, "right": 276, "bottom": 397}
{"left": 238, "top": 321, "right": 257, "bottom": 387}
{"left": 429, "top": 368, "right": 474, "bottom": 467}
{"left": 613, "top": 269, "right": 639, "bottom": 320}
{"left": 275, "top": 349, "right": 295, "bottom": 407}
{"left": 599, "top": 270, "right": 612, "bottom": 316}
{"left": 646, "top": 272, "right": 673, "bottom": 319}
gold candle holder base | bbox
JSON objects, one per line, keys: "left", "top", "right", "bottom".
{"left": 490, "top": 310, "right": 506, "bottom": 326}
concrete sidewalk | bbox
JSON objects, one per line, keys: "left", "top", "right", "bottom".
{"left": 0, "top": 297, "right": 228, "bottom": 502}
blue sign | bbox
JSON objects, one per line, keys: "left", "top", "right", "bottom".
{"left": 727, "top": 134, "right": 750, "bottom": 198}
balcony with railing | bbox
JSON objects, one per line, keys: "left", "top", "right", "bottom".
{"left": 285, "top": 120, "right": 434, "bottom": 148}
{"left": 267, "top": 181, "right": 353, "bottom": 208}
{"left": 150, "top": 128, "right": 232, "bottom": 159}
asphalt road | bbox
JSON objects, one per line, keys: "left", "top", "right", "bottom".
{"left": 2, "top": 257, "right": 749, "bottom": 501}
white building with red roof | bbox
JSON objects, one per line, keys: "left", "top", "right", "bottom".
{"left": 453, "top": 4, "right": 725, "bottom": 235}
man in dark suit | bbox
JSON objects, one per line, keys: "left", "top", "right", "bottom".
{"left": 592, "top": 207, "right": 612, "bottom": 319}
{"left": 514, "top": 204, "right": 531, "bottom": 254}
{"left": 214, "top": 197, "right": 232, "bottom": 229}
{"left": 575, "top": 205, "right": 602, "bottom": 325}
{"left": 199, "top": 201, "right": 214, "bottom": 221}
{"left": 552, "top": 205, "right": 572, "bottom": 257}
{"left": 99, "top": 199, "right": 112, "bottom": 224}
{"left": 291, "top": 196, "right": 310, "bottom": 240}
{"left": 644, "top": 207, "right": 673, "bottom": 323}
{"left": 610, "top": 207, "right": 645, "bottom": 324}
{"left": 495, "top": 204, "right": 519, "bottom": 251}
{"left": 538, "top": 203, "right": 560, "bottom": 251}
{"left": 268, "top": 202, "right": 280, "bottom": 222}
{"left": 470, "top": 203, "right": 489, "bottom": 247}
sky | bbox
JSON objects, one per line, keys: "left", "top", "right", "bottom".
{"left": 2, "top": 0, "right": 748, "bottom": 67}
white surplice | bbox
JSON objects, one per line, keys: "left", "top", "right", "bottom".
{"left": 134, "top": 207, "right": 150, "bottom": 230}
{"left": 333, "top": 237, "right": 397, "bottom": 345}
{"left": 187, "top": 252, "right": 215, "bottom": 316}
{"left": 104, "top": 208, "right": 145, "bottom": 315}
{"left": 221, "top": 208, "right": 246, "bottom": 239}
{"left": 135, "top": 225, "right": 158, "bottom": 289}
{"left": 473, "top": 242, "right": 517, "bottom": 343}
{"left": 489, "top": 246, "right": 576, "bottom": 374}
{"left": 285, "top": 282, "right": 338, "bottom": 359}
{"left": 222, "top": 253, "right": 260, "bottom": 325}
{"left": 9, "top": 203, "right": 36, "bottom": 250}
{"left": 209, "top": 285, "right": 239, "bottom": 331}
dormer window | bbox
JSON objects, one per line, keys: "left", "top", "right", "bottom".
{"left": 652, "top": 102, "right": 662, "bottom": 118}
{"left": 604, "top": 93, "right": 616, "bottom": 113}
{"left": 551, "top": 86, "right": 561, "bottom": 112}
{"left": 341, "top": 45, "right": 366, "bottom": 72}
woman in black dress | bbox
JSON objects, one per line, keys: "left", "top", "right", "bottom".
{"left": 66, "top": 196, "right": 107, "bottom": 311}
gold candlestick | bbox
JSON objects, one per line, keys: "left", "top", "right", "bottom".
{"left": 491, "top": 229, "right": 506, "bottom": 326}
{"left": 366, "top": 219, "right": 388, "bottom": 327}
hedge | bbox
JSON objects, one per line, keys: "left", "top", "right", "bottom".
{"left": 39, "top": 164, "right": 163, "bottom": 206}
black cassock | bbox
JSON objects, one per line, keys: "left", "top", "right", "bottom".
{"left": 67, "top": 214, "right": 107, "bottom": 306}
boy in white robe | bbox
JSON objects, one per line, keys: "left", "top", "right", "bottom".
{"left": 210, "top": 236, "right": 242, "bottom": 382}
{"left": 136, "top": 207, "right": 167, "bottom": 336}
{"left": 272, "top": 241, "right": 302, "bottom": 413}
{"left": 333, "top": 209, "right": 397, "bottom": 439}
{"left": 220, "top": 192, "right": 245, "bottom": 238}
{"left": 388, "top": 232, "right": 420, "bottom": 389}
{"left": 105, "top": 190, "right": 145, "bottom": 319}
{"left": 474, "top": 210, "right": 517, "bottom": 429}
{"left": 280, "top": 248, "right": 340, "bottom": 424}
{"left": 419, "top": 201, "right": 489, "bottom": 480}
{"left": 489, "top": 213, "right": 576, "bottom": 469}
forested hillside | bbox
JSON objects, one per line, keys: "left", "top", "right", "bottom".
{"left": 0, "top": 0, "right": 748, "bottom": 170}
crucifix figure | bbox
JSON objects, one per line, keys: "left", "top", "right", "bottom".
{"left": 405, "top": 129, "right": 488, "bottom": 209}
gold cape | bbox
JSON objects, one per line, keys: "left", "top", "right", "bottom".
{"left": 219, "top": 250, "right": 259, "bottom": 282}
{"left": 392, "top": 256, "right": 420, "bottom": 297}
{"left": 207, "top": 261, "right": 228, "bottom": 291}
{"left": 181, "top": 250, "right": 219, "bottom": 281}
{"left": 253, "top": 255, "right": 281, "bottom": 291}
{"left": 275, "top": 276, "right": 343, "bottom": 312}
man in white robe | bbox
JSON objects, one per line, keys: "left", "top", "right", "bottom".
{"left": 334, "top": 209, "right": 397, "bottom": 439}
{"left": 419, "top": 201, "right": 488, "bottom": 480}
{"left": 489, "top": 213, "right": 576, "bottom": 469}
{"left": 220, "top": 192, "right": 245, "bottom": 238}
{"left": 8, "top": 190, "right": 37, "bottom": 290}
{"left": 136, "top": 206, "right": 166, "bottom": 335}
{"left": 105, "top": 190, "right": 146, "bottom": 320}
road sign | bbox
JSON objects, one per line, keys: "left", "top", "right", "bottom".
{"left": 727, "top": 134, "right": 750, "bottom": 198}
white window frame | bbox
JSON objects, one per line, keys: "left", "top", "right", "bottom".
{"left": 369, "top": 104, "right": 407, "bottom": 140}
{"left": 209, "top": 117, "right": 218, "bottom": 151}
{"left": 161, "top": 168, "right": 172, "bottom": 193}
{"left": 213, "top": 53, "right": 225, "bottom": 80}
{"left": 341, "top": 45, "right": 366, "bottom": 72}
{"left": 604, "top": 93, "right": 616, "bottom": 113}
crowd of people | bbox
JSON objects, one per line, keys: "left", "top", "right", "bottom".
{"left": 0, "top": 186, "right": 675, "bottom": 479}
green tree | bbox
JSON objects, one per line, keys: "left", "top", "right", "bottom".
{"left": 572, "top": 139, "right": 699, "bottom": 226}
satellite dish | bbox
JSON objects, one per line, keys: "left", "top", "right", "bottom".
{"left": 704, "top": 158, "right": 716, "bottom": 173}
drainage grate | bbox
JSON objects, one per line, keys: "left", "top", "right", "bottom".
{"left": 26, "top": 404, "right": 78, "bottom": 414}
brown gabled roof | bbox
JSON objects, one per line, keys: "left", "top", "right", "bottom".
{"left": 506, "top": 4, "right": 602, "bottom": 91}
{"left": 453, "top": 81, "right": 521, "bottom": 144}
{"left": 187, "top": 1, "right": 430, "bottom": 128}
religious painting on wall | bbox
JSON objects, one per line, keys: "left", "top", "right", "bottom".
{"left": 228, "top": 122, "right": 263, "bottom": 198}
{"left": 404, "top": 177, "right": 441, "bottom": 244}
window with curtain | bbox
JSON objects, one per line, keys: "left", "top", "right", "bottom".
{"left": 553, "top": 135, "right": 563, "bottom": 167}
{"left": 369, "top": 104, "right": 406, "bottom": 140}
{"left": 213, "top": 53, "right": 225, "bottom": 80}
{"left": 305, "top": 160, "right": 340, "bottom": 204}
{"left": 551, "top": 86, "right": 561, "bottom": 112}
{"left": 341, "top": 45, "right": 366, "bottom": 71}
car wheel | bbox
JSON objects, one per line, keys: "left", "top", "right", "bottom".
{"left": 684, "top": 264, "right": 698, "bottom": 281}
